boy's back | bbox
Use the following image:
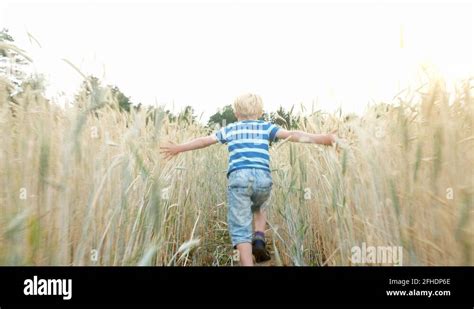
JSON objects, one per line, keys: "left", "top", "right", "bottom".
{"left": 215, "top": 120, "right": 280, "bottom": 176}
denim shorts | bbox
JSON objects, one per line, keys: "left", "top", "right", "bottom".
{"left": 227, "top": 168, "right": 273, "bottom": 247}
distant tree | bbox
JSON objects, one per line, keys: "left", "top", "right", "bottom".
{"left": 165, "top": 109, "right": 177, "bottom": 122}
{"left": 207, "top": 104, "right": 237, "bottom": 127}
{"left": 259, "top": 111, "right": 270, "bottom": 121}
{"left": 74, "top": 75, "right": 137, "bottom": 113}
{"left": 133, "top": 103, "right": 142, "bottom": 112}
{"left": 178, "top": 105, "right": 196, "bottom": 124}
{"left": 206, "top": 105, "right": 301, "bottom": 130}
{"left": 267, "top": 106, "right": 300, "bottom": 129}
{"left": 76, "top": 76, "right": 101, "bottom": 96}
{"left": 0, "top": 28, "right": 14, "bottom": 43}
{"left": 0, "top": 28, "right": 30, "bottom": 90}
{"left": 74, "top": 76, "right": 101, "bottom": 109}
{"left": 20, "top": 73, "right": 47, "bottom": 93}
{"left": 110, "top": 85, "right": 132, "bottom": 112}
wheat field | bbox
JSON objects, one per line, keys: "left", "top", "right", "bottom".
{"left": 0, "top": 47, "right": 473, "bottom": 266}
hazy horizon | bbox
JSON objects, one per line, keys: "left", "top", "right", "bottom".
{"left": 2, "top": 0, "right": 473, "bottom": 121}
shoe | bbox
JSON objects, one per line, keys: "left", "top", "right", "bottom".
{"left": 252, "top": 235, "right": 271, "bottom": 263}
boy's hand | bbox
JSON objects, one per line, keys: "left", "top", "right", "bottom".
{"left": 160, "top": 141, "right": 181, "bottom": 160}
{"left": 329, "top": 128, "right": 339, "bottom": 144}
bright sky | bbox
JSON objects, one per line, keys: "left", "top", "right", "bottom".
{"left": 1, "top": 0, "right": 473, "bottom": 121}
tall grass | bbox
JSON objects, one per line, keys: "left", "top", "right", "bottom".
{"left": 0, "top": 52, "right": 472, "bottom": 266}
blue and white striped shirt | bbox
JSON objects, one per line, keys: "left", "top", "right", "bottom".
{"left": 215, "top": 120, "right": 281, "bottom": 176}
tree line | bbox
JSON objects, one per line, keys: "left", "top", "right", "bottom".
{"left": 1, "top": 28, "right": 301, "bottom": 129}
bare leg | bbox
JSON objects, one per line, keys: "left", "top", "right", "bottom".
{"left": 236, "top": 243, "right": 253, "bottom": 266}
{"left": 253, "top": 208, "right": 267, "bottom": 233}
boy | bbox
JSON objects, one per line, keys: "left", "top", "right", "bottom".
{"left": 160, "top": 93, "right": 336, "bottom": 266}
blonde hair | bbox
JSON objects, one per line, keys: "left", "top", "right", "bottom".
{"left": 233, "top": 93, "right": 264, "bottom": 119}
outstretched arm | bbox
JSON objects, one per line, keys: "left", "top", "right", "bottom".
{"left": 160, "top": 135, "right": 218, "bottom": 159}
{"left": 276, "top": 129, "right": 336, "bottom": 145}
